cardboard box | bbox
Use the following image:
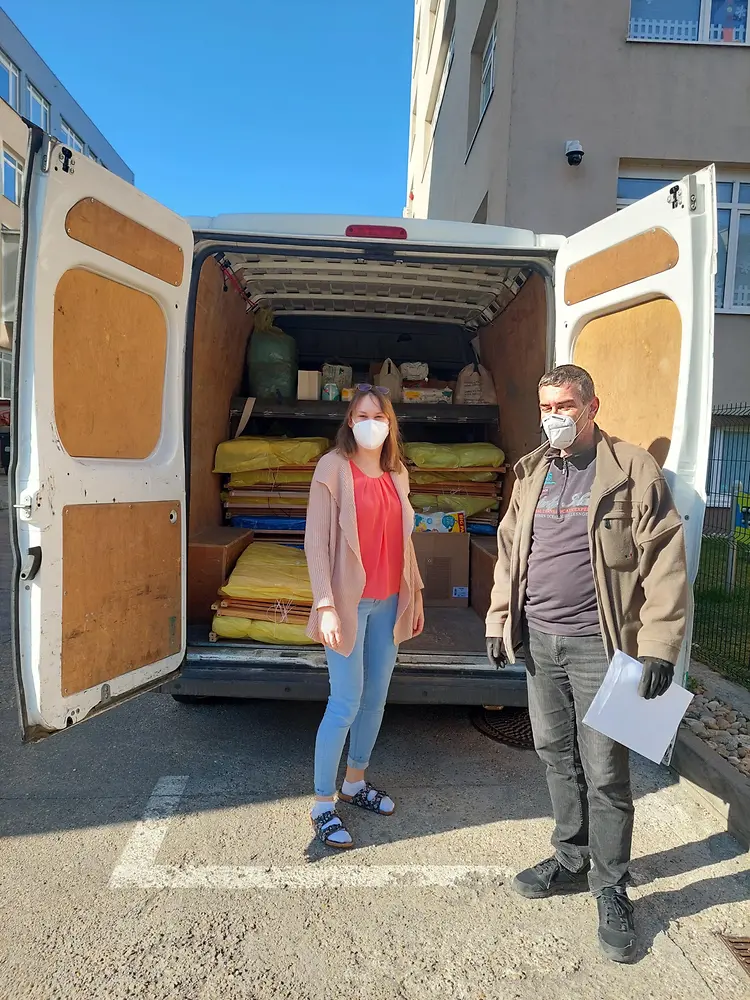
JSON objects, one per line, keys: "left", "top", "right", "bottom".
{"left": 297, "top": 371, "right": 322, "bottom": 400}
{"left": 188, "top": 527, "right": 254, "bottom": 625}
{"left": 470, "top": 536, "right": 498, "bottom": 620}
{"left": 402, "top": 387, "right": 454, "bottom": 404}
{"left": 413, "top": 532, "right": 470, "bottom": 608}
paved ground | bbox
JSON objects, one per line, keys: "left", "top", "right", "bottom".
{"left": 0, "top": 514, "right": 749, "bottom": 999}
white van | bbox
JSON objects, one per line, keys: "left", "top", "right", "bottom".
{"left": 11, "top": 127, "right": 716, "bottom": 740}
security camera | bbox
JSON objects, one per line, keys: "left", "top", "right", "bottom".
{"left": 565, "top": 140, "right": 584, "bottom": 166}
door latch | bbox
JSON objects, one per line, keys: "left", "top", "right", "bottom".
{"left": 14, "top": 490, "right": 41, "bottom": 519}
{"left": 20, "top": 547, "right": 42, "bottom": 583}
{"left": 14, "top": 494, "right": 33, "bottom": 518}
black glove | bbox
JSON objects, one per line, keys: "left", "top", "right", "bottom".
{"left": 486, "top": 637, "right": 507, "bottom": 669}
{"left": 637, "top": 657, "right": 674, "bottom": 699}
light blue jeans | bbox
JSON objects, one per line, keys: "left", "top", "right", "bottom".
{"left": 314, "top": 595, "right": 399, "bottom": 797}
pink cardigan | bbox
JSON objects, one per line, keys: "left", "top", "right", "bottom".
{"left": 304, "top": 450, "right": 424, "bottom": 656}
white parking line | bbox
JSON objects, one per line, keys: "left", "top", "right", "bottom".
{"left": 109, "top": 776, "right": 512, "bottom": 890}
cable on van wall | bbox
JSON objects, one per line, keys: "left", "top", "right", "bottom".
{"left": 214, "top": 254, "right": 257, "bottom": 310}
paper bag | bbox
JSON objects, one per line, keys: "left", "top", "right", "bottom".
{"left": 379, "top": 359, "right": 403, "bottom": 402}
{"left": 454, "top": 363, "right": 497, "bottom": 406}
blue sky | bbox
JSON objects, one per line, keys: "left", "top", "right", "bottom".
{"left": 4, "top": 1, "right": 414, "bottom": 218}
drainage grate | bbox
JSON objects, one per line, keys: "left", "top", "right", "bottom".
{"left": 719, "top": 935, "right": 750, "bottom": 977}
{"left": 469, "top": 706, "right": 535, "bottom": 750}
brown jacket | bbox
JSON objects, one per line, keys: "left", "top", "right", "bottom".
{"left": 486, "top": 428, "right": 688, "bottom": 665}
{"left": 304, "top": 451, "right": 424, "bottom": 656}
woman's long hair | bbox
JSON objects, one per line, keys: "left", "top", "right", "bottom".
{"left": 334, "top": 388, "right": 404, "bottom": 473}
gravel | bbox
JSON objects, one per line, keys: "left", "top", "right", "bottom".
{"left": 682, "top": 687, "right": 750, "bottom": 779}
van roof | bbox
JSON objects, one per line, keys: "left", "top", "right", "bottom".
{"left": 186, "top": 213, "right": 565, "bottom": 252}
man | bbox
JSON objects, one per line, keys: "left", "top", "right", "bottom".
{"left": 486, "top": 364, "right": 687, "bottom": 964}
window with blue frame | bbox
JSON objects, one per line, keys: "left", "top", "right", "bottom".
{"left": 629, "top": 0, "right": 748, "bottom": 43}
{"left": 0, "top": 49, "right": 19, "bottom": 109}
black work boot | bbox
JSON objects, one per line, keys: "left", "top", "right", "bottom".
{"left": 596, "top": 887, "right": 637, "bottom": 963}
{"left": 511, "top": 855, "right": 590, "bottom": 899}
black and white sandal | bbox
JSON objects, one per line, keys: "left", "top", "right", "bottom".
{"left": 310, "top": 809, "right": 353, "bottom": 849}
{"left": 338, "top": 781, "right": 395, "bottom": 816}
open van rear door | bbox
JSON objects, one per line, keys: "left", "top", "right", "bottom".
{"left": 13, "top": 130, "right": 193, "bottom": 740}
{"left": 554, "top": 165, "right": 716, "bottom": 679}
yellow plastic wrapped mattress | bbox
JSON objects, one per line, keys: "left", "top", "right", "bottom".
{"left": 214, "top": 437, "right": 329, "bottom": 473}
{"left": 211, "top": 616, "right": 314, "bottom": 645}
{"left": 404, "top": 442, "right": 505, "bottom": 470}
{"left": 408, "top": 470, "right": 498, "bottom": 485}
{"left": 228, "top": 470, "right": 315, "bottom": 487}
{"left": 410, "top": 494, "right": 500, "bottom": 517}
{"left": 219, "top": 542, "right": 313, "bottom": 603}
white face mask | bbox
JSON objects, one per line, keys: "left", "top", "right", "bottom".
{"left": 541, "top": 410, "right": 589, "bottom": 451}
{"left": 352, "top": 418, "right": 389, "bottom": 450}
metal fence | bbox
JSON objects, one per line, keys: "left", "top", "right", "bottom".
{"left": 693, "top": 404, "right": 750, "bottom": 686}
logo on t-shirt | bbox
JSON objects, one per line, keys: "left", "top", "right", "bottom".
{"left": 536, "top": 467, "right": 591, "bottom": 519}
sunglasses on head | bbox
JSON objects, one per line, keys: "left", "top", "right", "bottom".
{"left": 356, "top": 384, "right": 390, "bottom": 395}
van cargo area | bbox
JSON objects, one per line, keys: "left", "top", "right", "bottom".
{"left": 173, "top": 234, "right": 553, "bottom": 705}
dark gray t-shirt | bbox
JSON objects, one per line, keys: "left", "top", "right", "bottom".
{"left": 524, "top": 448, "right": 601, "bottom": 636}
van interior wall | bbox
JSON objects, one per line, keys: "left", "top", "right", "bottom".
{"left": 189, "top": 256, "right": 253, "bottom": 539}
{"left": 479, "top": 272, "right": 547, "bottom": 508}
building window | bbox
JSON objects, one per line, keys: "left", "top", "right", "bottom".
{"left": 629, "top": 0, "right": 748, "bottom": 44}
{"left": 60, "top": 121, "right": 84, "bottom": 153}
{"left": 468, "top": 3, "right": 498, "bottom": 154}
{"left": 433, "top": 25, "right": 455, "bottom": 125}
{"left": 480, "top": 23, "right": 496, "bottom": 118}
{"left": 473, "top": 192, "right": 489, "bottom": 225}
{"left": 2, "top": 150, "right": 22, "bottom": 206}
{"left": 617, "top": 175, "right": 750, "bottom": 312}
{"left": 27, "top": 84, "right": 50, "bottom": 131}
{"left": 427, "top": 0, "right": 440, "bottom": 59}
{"left": 0, "top": 50, "right": 19, "bottom": 110}
{"left": 413, "top": 11, "right": 421, "bottom": 76}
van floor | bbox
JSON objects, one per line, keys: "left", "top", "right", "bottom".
{"left": 410, "top": 607, "right": 486, "bottom": 653}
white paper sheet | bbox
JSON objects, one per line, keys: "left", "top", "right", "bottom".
{"left": 582, "top": 650, "right": 694, "bottom": 764}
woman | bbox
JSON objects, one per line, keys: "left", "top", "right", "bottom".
{"left": 304, "top": 386, "right": 425, "bottom": 848}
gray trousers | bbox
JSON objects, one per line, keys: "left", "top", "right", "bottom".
{"left": 524, "top": 627, "right": 635, "bottom": 894}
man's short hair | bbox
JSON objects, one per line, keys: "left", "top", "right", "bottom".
{"left": 538, "top": 365, "right": 596, "bottom": 404}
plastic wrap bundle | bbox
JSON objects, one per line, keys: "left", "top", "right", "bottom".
{"left": 212, "top": 616, "right": 312, "bottom": 644}
{"left": 404, "top": 441, "right": 506, "bottom": 531}
{"left": 220, "top": 541, "right": 312, "bottom": 603}
{"left": 212, "top": 542, "right": 318, "bottom": 645}
{"left": 410, "top": 494, "right": 500, "bottom": 517}
{"left": 404, "top": 441, "right": 505, "bottom": 470}
{"left": 228, "top": 470, "right": 315, "bottom": 487}
{"left": 214, "top": 436, "right": 328, "bottom": 543}
{"left": 246, "top": 309, "right": 298, "bottom": 401}
{"left": 214, "top": 436, "right": 329, "bottom": 474}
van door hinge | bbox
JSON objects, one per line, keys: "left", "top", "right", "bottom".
{"left": 41, "top": 135, "right": 56, "bottom": 173}
{"left": 667, "top": 184, "right": 684, "bottom": 210}
{"left": 688, "top": 174, "right": 701, "bottom": 213}
{"left": 59, "top": 147, "right": 75, "bottom": 174}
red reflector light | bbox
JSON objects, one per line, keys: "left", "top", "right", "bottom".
{"left": 345, "top": 224, "right": 407, "bottom": 239}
